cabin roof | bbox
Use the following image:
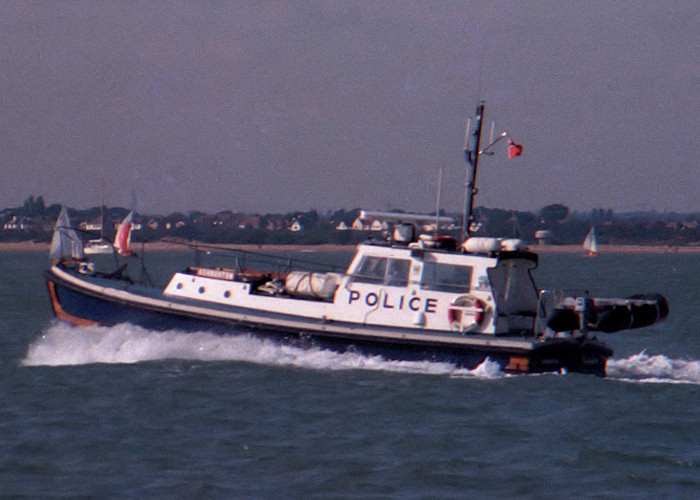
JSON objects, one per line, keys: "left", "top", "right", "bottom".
{"left": 356, "top": 241, "right": 537, "bottom": 268}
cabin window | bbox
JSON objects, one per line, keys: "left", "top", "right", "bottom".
{"left": 354, "top": 257, "right": 386, "bottom": 284}
{"left": 420, "top": 262, "right": 473, "bottom": 293}
{"left": 386, "top": 259, "right": 411, "bottom": 286}
{"left": 352, "top": 257, "right": 410, "bottom": 286}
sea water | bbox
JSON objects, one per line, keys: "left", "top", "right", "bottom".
{"left": 1, "top": 250, "right": 699, "bottom": 498}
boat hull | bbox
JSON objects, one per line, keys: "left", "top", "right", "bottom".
{"left": 45, "top": 267, "right": 612, "bottom": 376}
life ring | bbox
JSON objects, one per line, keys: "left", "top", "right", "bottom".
{"left": 448, "top": 294, "right": 486, "bottom": 331}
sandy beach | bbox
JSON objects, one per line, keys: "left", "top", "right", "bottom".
{"left": 3, "top": 240, "right": 700, "bottom": 254}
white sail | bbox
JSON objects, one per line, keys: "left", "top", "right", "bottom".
{"left": 583, "top": 226, "right": 599, "bottom": 256}
{"left": 49, "top": 206, "right": 85, "bottom": 261}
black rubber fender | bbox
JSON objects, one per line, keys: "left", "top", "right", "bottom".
{"left": 546, "top": 308, "right": 579, "bottom": 332}
{"left": 597, "top": 293, "right": 669, "bottom": 332}
{"left": 628, "top": 293, "right": 669, "bottom": 320}
{"left": 596, "top": 306, "right": 633, "bottom": 333}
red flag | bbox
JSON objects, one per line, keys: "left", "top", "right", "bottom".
{"left": 507, "top": 139, "right": 523, "bottom": 159}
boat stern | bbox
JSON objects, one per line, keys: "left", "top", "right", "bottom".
{"left": 524, "top": 337, "right": 613, "bottom": 376}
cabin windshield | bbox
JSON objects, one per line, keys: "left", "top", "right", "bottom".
{"left": 351, "top": 256, "right": 411, "bottom": 287}
{"left": 420, "top": 262, "right": 473, "bottom": 293}
{"left": 487, "top": 258, "right": 538, "bottom": 315}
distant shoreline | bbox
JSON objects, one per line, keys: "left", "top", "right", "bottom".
{"left": 531, "top": 244, "right": 700, "bottom": 254}
{"left": 2, "top": 241, "right": 700, "bottom": 254}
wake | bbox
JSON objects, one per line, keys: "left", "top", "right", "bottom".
{"left": 606, "top": 352, "right": 700, "bottom": 385}
{"left": 22, "top": 323, "right": 503, "bottom": 378}
{"left": 23, "top": 323, "right": 700, "bottom": 384}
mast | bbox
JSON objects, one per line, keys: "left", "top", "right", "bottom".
{"left": 462, "top": 101, "right": 485, "bottom": 237}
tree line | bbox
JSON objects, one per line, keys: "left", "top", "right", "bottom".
{"left": 2, "top": 197, "right": 700, "bottom": 246}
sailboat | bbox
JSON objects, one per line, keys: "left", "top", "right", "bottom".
{"left": 84, "top": 216, "right": 112, "bottom": 255}
{"left": 84, "top": 239, "right": 112, "bottom": 255}
{"left": 113, "top": 210, "right": 136, "bottom": 257}
{"left": 583, "top": 226, "right": 599, "bottom": 257}
{"left": 84, "top": 182, "right": 113, "bottom": 255}
{"left": 49, "top": 206, "right": 88, "bottom": 265}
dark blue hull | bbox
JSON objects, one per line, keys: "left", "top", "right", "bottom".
{"left": 46, "top": 267, "right": 612, "bottom": 375}
{"left": 48, "top": 275, "right": 232, "bottom": 332}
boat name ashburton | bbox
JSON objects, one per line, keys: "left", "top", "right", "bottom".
{"left": 347, "top": 289, "right": 438, "bottom": 313}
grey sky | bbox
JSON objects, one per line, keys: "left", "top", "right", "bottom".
{"left": 1, "top": 1, "right": 698, "bottom": 215}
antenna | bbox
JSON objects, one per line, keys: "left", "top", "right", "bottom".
{"left": 463, "top": 118, "right": 472, "bottom": 150}
{"left": 434, "top": 167, "right": 443, "bottom": 237}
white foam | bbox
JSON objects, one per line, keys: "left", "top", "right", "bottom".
{"left": 27, "top": 325, "right": 700, "bottom": 383}
{"left": 22, "top": 323, "right": 505, "bottom": 379}
{"left": 607, "top": 352, "right": 700, "bottom": 385}
{"left": 450, "top": 357, "right": 505, "bottom": 379}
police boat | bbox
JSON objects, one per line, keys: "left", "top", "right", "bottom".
{"left": 44, "top": 103, "right": 668, "bottom": 375}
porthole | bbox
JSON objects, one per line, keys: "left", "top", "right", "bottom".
{"left": 224, "top": 290, "right": 231, "bottom": 298}
{"left": 198, "top": 286, "right": 206, "bottom": 294}
{"left": 176, "top": 283, "right": 183, "bottom": 290}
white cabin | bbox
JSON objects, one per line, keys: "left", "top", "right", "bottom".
{"left": 163, "top": 238, "right": 540, "bottom": 336}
